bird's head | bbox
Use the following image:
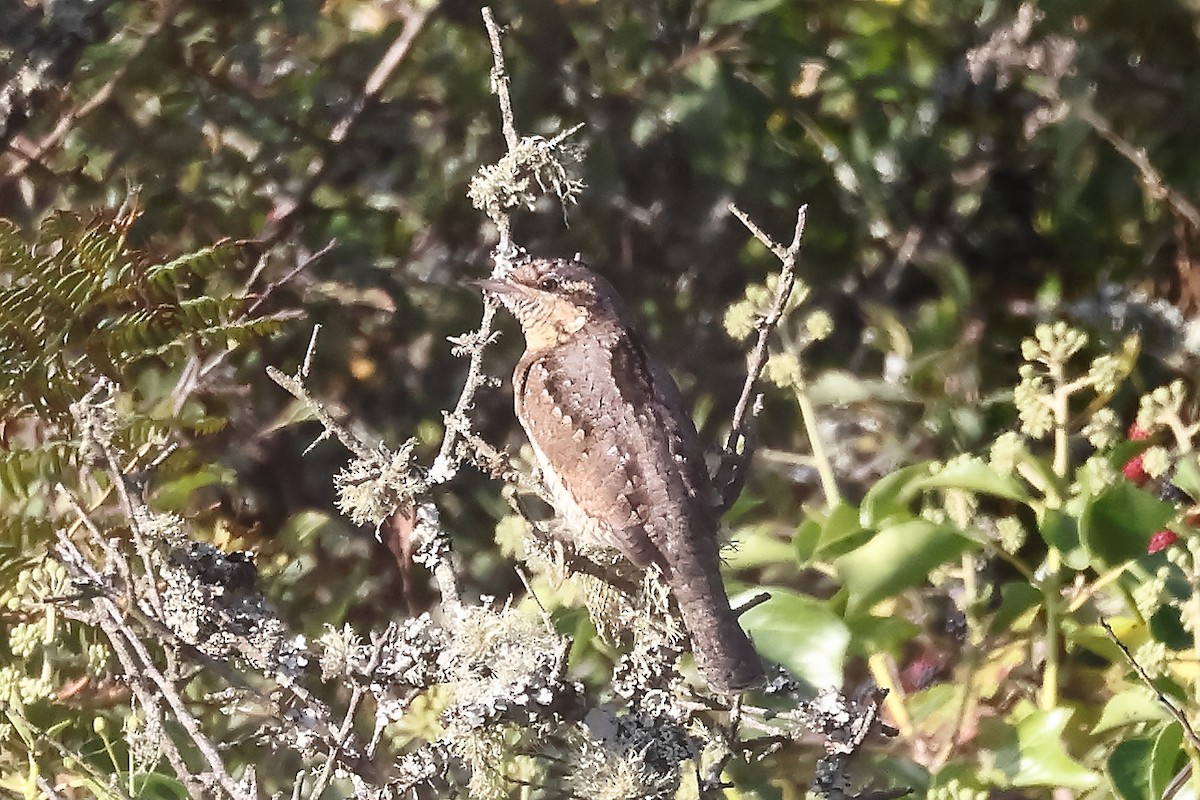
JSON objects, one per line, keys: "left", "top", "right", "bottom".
{"left": 476, "top": 258, "right": 625, "bottom": 348}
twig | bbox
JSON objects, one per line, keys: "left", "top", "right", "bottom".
{"left": 302, "top": 323, "right": 322, "bottom": 379}
{"left": 267, "top": 366, "right": 381, "bottom": 462}
{"left": 429, "top": 299, "right": 500, "bottom": 484}
{"left": 309, "top": 635, "right": 385, "bottom": 799}
{"left": 724, "top": 204, "right": 806, "bottom": 450}
{"left": 699, "top": 694, "right": 746, "bottom": 798}
{"left": 57, "top": 500, "right": 384, "bottom": 790}
{"left": 36, "top": 775, "right": 64, "bottom": 800}
{"left": 482, "top": 7, "right": 520, "bottom": 152}
{"left": 244, "top": 239, "right": 337, "bottom": 319}
{"left": 732, "top": 591, "right": 771, "bottom": 617}
{"left": 428, "top": 7, "right": 532, "bottom": 484}
{"left": 1073, "top": 105, "right": 1200, "bottom": 230}
{"left": 718, "top": 205, "right": 808, "bottom": 503}
{"left": 514, "top": 563, "right": 556, "bottom": 635}
{"left": 262, "top": 7, "right": 432, "bottom": 245}
{"left": 1099, "top": 617, "right": 1200, "bottom": 753}
{"left": 460, "top": 430, "right": 552, "bottom": 502}
{"left": 54, "top": 532, "right": 246, "bottom": 799}
{"left": 1, "top": 1, "right": 179, "bottom": 182}
{"left": 178, "top": 239, "right": 335, "bottom": 407}
{"left": 413, "top": 501, "right": 461, "bottom": 607}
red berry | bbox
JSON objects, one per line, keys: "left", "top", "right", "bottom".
{"left": 901, "top": 655, "right": 942, "bottom": 693}
{"left": 1128, "top": 423, "right": 1152, "bottom": 441}
{"left": 1123, "top": 454, "right": 1149, "bottom": 485}
{"left": 1148, "top": 529, "right": 1179, "bottom": 554}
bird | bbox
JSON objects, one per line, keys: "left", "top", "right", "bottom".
{"left": 479, "top": 256, "right": 765, "bottom": 693}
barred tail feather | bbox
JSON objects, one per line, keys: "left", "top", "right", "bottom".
{"left": 668, "top": 558, "right": 765, "bottom": 693}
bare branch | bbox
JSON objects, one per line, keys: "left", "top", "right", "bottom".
{"left": 1074, "top": 104, "right": 1200, "bottom": 229}
{"left": 482, "top": 7, "right": 520, "bottom": 152}
{"left": 267, "top": 366, "right": 382, "bottom": 462}
{"left": 429, "top": 299, "right": 501, "bottom": 484}
{"left": 244, "top": 239, "right": 337, "bottom": 320}
{"left": 733, "top": 591, "right": 771, "bottom": 617}
{"left": 55, "top": 532, "right": 249, "bottom": 799}
{"left": 720, "top": 205, "right": 808, "bottom": 487}
{"left": 262, "top": 7, "right": 432, "bottom": 245}
{"left": 309, "top": 634, "right": 386, "bottom": 800}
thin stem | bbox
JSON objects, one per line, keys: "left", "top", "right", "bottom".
{"left": 430, "top": 300, "right": 499, "bottom": 483}
{"left": 794, "top": 381, "right": 841, "bottom": 507}
{"left": 1041, "top": 558, "right": 1061, "bottom": 710}
{"left": 1039, "top": 363, "right": 1074, "bottom": 710}
{"left": 1100, "top": 617, "right": 1200, "bottom": 753}
{"left": 1066, "top": 561, "right": 1133, "bottom": 615}
{"left": 719, "top": 205, "right": 810, "bottom": 511}
{"left": 262, "top": 7, "right": 431, "bottom": 244}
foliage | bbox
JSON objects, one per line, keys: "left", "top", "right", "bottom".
{"left": 1, "top": 0, "right": 1200, "bottom": 798}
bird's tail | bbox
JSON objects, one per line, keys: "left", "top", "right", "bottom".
{"left": 667, "top": 543, "right": 765, "bottom": 693}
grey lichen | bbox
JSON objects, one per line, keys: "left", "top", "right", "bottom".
{"left": 468, "top": 135, "right": 585, "bottom": 225}
{"left": 160, "top": 540, "right": 306, "bottom": 677}
{"left": 334, "top": 439, "right": 424, "bottom": 529}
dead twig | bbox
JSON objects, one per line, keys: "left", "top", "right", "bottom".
{"left": 482, "top": 7, "right": 520, "bottom": 154}
{"left": 1099, "top": 617, "right": 1200, "bottom": 753}
{"left": 717, "top": 204, "right": 808, "bottom": 505}
{"left": 261, "top": 6, "right": 432, "bottom": 245}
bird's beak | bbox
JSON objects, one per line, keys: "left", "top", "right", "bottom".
{"left": 471, "top": 277, "right": 517, "bottom": 296}
{"left": 472, "top": 277, "right": 535, "bottom": 306}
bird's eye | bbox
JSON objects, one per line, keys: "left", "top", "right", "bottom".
{"left": 537, "top": 276, "right": 561, "bottom": 292}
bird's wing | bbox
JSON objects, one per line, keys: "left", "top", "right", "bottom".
{"left": 515, "top": 332, "right": 713, "bottom": 569}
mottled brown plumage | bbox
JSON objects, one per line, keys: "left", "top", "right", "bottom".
{"left": 481, "top": 257, "right": 764, "bottom": 692}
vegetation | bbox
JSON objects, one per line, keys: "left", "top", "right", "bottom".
{"left": 2, "top": 0, "right": 1199, "bottom": 797}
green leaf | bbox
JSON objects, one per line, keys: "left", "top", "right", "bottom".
{"left": 1108, "top": 738, "right": 1154, "bottom": 800}
{"left": 991, "top": 708, "right": 1099, "bottom": 789}
{"left": 1171, "top": 454, "right": 1200, "bottom": 500}
{"left": 1150, "top": 722, "right": 1185, "bottom": 800}
{"left": 724, "top": 527, "right": 795, "bottom": 569}
{"left": 806, "top": 369, "right": 915, "bottom": 406}
{"left": 1092, "top": 688, "right": 1171, "bottom": 734}
{"left": 859, "top": 464, "right": 932, "bottom": 528}
{"left": 812, "top": 501, "right": 869, "bottom": 560}
{"left": 1080, "top": 483, "right": 1176, "bottom": 567}
{"left": 125, "top": 773, "right": 190, "bottom": 800}
{"left": 794, "top": 516, "right": 821, "bottom": 563}
{"left": 844, "top": 613, "right": 920, "bottom": 656}
{"left": 835, "top": 519, "right": 974, "bottom": 614}
{"left": 1149, "top": 604, "right": 1190, "bottom": 650}
{"left": 914, "top": 458, "right": 1030, "bottom": 502}
{"left": 989, "top": 581, "right": 1041, "bottom": 635}
{"left": 907, "top": 683, "right": 965, "bottom": 727}
{"left": 150, "top": 468, "right": 226, "bottom": 511}
{"left": 738, "top": 588, "right": 849, "bottom": 689}
{"left": 722, "top": 491, "right": 767, "bottom": 527}
{"left": 1038, "top": 509, "right": 1089, "bottom": 571}
{"left": 706, "top": 0, "right": 783, "bottom": 26}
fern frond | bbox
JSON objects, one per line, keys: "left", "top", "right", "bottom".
{"left": 0, "top": 209, "right": 269, "bottom": 434}
{"left": 150, "top": 314, "right": 285, "bottom": 356}
{"left": 143, "top": 241, "right": 241, "bottom": 299}
{"left": 186, "top": 415, "right": 230, "bottom": 436}
{"left": 175, "top": 295, "right": 245, "bottom": 328}
{"left": 0, "top": 443, "right": 77, "bottom": 503}
{"left": 0, "top": 219, "right": 35, "bottom": 282}
{"left": 0, "top": 515, "right": 60, "bottom": 553}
